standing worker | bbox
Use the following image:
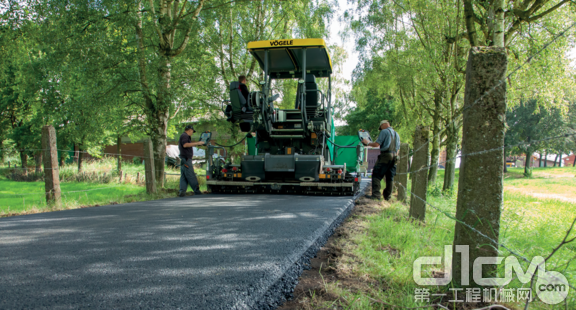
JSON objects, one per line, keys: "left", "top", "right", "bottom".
{"left": 178, "top": 125, "right": 206, "bottom": 197}
{"left": 362, "top": 120, "right": 401, "bottom": 201}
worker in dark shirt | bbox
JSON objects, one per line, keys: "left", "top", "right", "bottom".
{"left": 238, "top": 75, "right": 249, "bottom": 101}
{"left": 178, "top": 125, "right": 206, "bottom": 197}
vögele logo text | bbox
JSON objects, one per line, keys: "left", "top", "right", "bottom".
{"left": 269, "top": 40, "right": 294, "bottom": 46}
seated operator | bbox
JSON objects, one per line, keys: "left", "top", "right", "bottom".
{"left": 238, "top": 75, "right": 249, "bottom": 101}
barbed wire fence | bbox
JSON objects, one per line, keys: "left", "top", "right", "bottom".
{"left": 354, "top": 19, "right": 576, "bottom": 310}
{"left": 0, "top": 13, "right": 574, "bottom": 310}
{"left": 396, "top": 20, "right": 576, "bottom": 163}
{"left": 0, "top": 145, "right": 211, "bottom": 210}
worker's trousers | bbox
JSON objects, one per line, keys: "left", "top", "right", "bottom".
{"left": 371, "top": 152, "right": 397, "bottom": 200}
{"left": 179, "top": 157, "right": 201, "bottom": 195}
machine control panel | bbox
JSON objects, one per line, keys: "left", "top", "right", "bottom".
{"left": 199, "top": 131, "right": 212, "bottom": 144}
{"left": 358, "top": 129, "right": 372, "bottom": 145}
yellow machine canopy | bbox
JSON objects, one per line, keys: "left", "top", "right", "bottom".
{"left": 247, "top": 39, "right": 332, "bottom": 79}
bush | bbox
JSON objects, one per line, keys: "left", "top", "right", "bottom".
{"left": 133, "top": 156, "right": 141, "bottom": 165}
{"left": 427, "top": 184, "right": 443, "bottom": 197}
{"left": 6, "top": 170, "right": 44, "bottom": 182}
{"left": 442, "top": 186, "right": 455, "bottom": 198}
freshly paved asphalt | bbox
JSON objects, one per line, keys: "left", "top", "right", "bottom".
{"left": 0, "top": 182, "right": 367, "bottom": 309}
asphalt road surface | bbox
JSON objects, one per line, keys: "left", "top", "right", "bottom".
{"left": 0, "top": 182, "right": 367, "bottom": 310}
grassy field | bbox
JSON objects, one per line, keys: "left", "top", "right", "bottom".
{"left": 0, "top": 158, "right": 208, "bottom": 216}
{"left": 315, "top": 167, "right": 576, "bottom": 309}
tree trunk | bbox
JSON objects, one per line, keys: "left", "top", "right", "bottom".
{"left": 544, "top": 151, "right": 547, "bottom": 167}
{"left": 151, "top": 56, "right": 172, "bottom": 188}
{"left": 503, "top": 157, "right": 508, "bottom": 172}
{"left": 78, "top": 148, "right": 83, "bottom": 173}
{"left": 463, "top": 0, "right": 479, "bottom": 46}
{"left": 539, "top": 152, "right": 543, "bottom": 167}
{"left": 452, "top": 47, "right": 507, "bottom": 287}
{"left": 492, "top": 0, "right": 505, "bottom": 47}
{"left": 59, "top": 152, "right": 65, "bottom": 167}
{"left": 553, "top": 153, "right": 559, "bottom": 167}
{"left": 20, "top": 151, "right": 28, "bottom": 175}
{"left": 573, "top": 154, "right": 576, "bottom": 167}
{"left": 442, "top": 127, "right": 458, "bottom": 191}
{"left": 0, "top": 140, "right": 4, "bottom": 163}
{"left": 152, "top": 56, "right": 172, "bottom": 187}
{"left": 428, "top": 90, "right": 442, "bottom": 186}
{"left": 525, "top": 150, "right": 533, "bottom": 177}
{"left": 117, "top": 135, "right": 122, "bottom": 171}
{"left": 34, "top": 152, "right": 42, "bottom": 173}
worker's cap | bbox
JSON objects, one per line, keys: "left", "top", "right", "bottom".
{"left": 185, "top": 124, "right": 196, "bottom": 133}
{"left": 379, "top": 120, "right": 390, "bottom": 127}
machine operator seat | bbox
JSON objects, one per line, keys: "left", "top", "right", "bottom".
{"left": 295, "top": 74, "right": 319, "bottom": 110}
{"left": 227, "top": 81, "right": 253, "bottom": 122}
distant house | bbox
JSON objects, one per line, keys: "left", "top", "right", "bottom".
{"left": 563, "top": 153, "right": 575, "bottom": 167}
{"left": 504, "top": 153, "right": 569, "bottom": 168}
{"left": 74, "top": 125, "right": 234, "bottom": 163}
{"left": 438, "top": 149, "right": 462, "bottom": 169}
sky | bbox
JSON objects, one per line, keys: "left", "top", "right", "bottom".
{"left": 326, "top": 0, "right": 360, "bottom": 84}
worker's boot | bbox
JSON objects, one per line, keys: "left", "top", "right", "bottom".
{"left": 364, "top": 194, "right": 382, "bottom": 200}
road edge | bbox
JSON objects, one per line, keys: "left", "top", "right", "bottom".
{"left": 252, "top": 180, "right": 371, "bottom": 310}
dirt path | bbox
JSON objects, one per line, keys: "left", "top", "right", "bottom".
{"left": 505, "top": 186, "right": 576, "bottom": 204}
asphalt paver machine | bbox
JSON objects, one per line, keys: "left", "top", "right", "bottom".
{"left": 206, "top": 39, "right": 362, "bottom": 195}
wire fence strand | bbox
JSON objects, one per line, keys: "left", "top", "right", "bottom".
{"left": 396, "top": 20, "right": 576, "bottom": 162}
{"left": 395, "top": 182, "right": 576, "bottom": 294}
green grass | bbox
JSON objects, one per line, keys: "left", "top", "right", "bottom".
{"left": 0, "top": 157, "right": 208, "bottom": 216}
{"left": 0, "top": 175, "right": 144, "bottom": 214}
{"left": 326, "top": 166, "right": 576, "bottom": 309}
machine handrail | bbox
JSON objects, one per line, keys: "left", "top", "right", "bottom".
{"left": 305, "top": 89, "right": 326, "bottom": 111}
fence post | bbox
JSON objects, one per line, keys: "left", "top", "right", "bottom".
{"left": 119, "top": 170, "right": 123, "bottom": 182}
{"left": 409, "top": 125, "right": 429, "bottom": 221}
{"left": 396, "top": 143, "right": 409, "bottom": 203}
{"left": 452, "top": 47, "right": 507, "bottom": 287}
{"left": 41, "top": 125, "right": 61, "bottom": 206}
{"left": 144, "top": 138, "right": 157, "bottom": 194}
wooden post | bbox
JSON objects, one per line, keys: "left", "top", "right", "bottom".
{"left": 119, "top": 170, "right": 123, "bottom": 182}
{"left": 144, "top": 138, "right": 157, "bottom": 194}
{"left": 117, "top": 135, "right": 122, "bottom": 171}
{"left": 452, "top": 47, "right": 507, "bottom": 287}
{"left": 396, "top": 143, "right": 409, "bottom": 203}
{"left": 41, "top": 126, "right": 61, "bottom": 206}
{"left": 409, "top": 125, "right": 429, "bottom": 221}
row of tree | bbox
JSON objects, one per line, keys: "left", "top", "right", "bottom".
{"left": 0, "top": 0, "right": 342, "bottom": 183}
{"left": 340, "top": 0, "right": 576, "bottom": 187}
